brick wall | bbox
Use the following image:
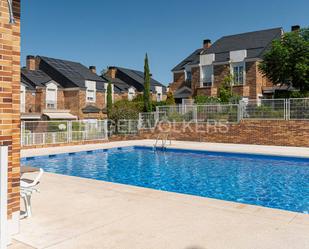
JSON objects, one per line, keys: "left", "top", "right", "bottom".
{"left": 196, "top": 87, "right": 218, "bottom": 97}
{"left": 35, "top": 88, "right": 45, "bottom": 112}
{"left": 25, "top": 91, "right": 35, "bottom": 112}
{"left": 137, "top": 120, "right": 309, "bottom": 147}
{"left": 213, "top": 64, "right": 229, "bottom": 88}
{"left": 64, "top": 89, "right": 79, "bottom": 116}
{"left": 191, "top": 66, "right": 200, "bottom": 94}
{"left": 57, "top": 89, "right": 65, "bottom": 110}
{"left": 0, "top": 0, "right": 20, "bottom": 235}
{"left": 170, "top": 72, "right": 185, "bottom": 92}
{"left": 195, "top": 62, "right": 268, "bottom": 99}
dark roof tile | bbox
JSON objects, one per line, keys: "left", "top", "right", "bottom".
{"left": 38, "top": 56, "right": 107, "bottom": 90}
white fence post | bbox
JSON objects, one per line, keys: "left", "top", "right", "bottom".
{"left": 68, "top": 121, "right": 72, "bottom": 142}
{"left": 286, "top": 99, "right": 290, "bottom": 120}
{"left": 104, "top": 120, "right": 108, "bottom": 139}
{"left": 0, "top": 146, "right": 8, "bottom": 249}
{"left": 238, "top": 101, "right": 243, "bottom": 122}
{"left": 193, "top": 106, "right": 198, "bottom": 123}
{"left": 20, "top": 121, "right": 24, "bottom": 147}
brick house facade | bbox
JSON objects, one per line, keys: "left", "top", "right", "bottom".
{"left": 21, "top": 56, "right": 109, "bottom": 120}
{"left": 170, "top": 28, "right": 284, "bottom": 102}
{"left": 0, "top": 0, "right": 21, "bottom": 239}
{"left": 103, "top": 66, "right": 167, "bottom": 102}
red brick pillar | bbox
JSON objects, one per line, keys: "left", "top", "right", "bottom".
{"left": 0, "top": 0, "right": 21, "bottom": 237}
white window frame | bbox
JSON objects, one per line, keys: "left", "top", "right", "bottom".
{"left": 201, "top": 65, "right": 214, "bottom": 87}
{"left": 128, "top": 87, "right": 136, "bottom": 101}
{"left": 20, "top": 84, "right": 26, "bottom": 112}
{"left": 86, "top": 80, "right": 96, "bottom": 103}
{"left": 155, "top": 86, "right": 163, "bottom": 102}
{"left": 185, "top": 70, "right": 192, "bottom": 81}
{"left": 46, "top": 82, "right": 58, "bottom": 109}
{"left": 231, "top": 62, "right": 245, "bottom": 86}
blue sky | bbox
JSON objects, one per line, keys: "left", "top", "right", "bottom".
{"left": 21, "top": 0, "right": 308, "bottom": 85}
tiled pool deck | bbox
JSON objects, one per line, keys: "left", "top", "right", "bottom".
{"left": 13, "top": 140, "right": 309, "bottom": 249}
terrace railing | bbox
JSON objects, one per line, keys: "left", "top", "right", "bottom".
{"left": 21, "top": 120, "right": 108, "bottom": 146}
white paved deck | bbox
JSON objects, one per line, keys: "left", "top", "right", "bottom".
{"left": 14, "top": 140, "right": 309, "bottom": 249}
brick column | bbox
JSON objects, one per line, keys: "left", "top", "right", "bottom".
{"left": 0, "top": 0, "right": 21, "bottom": 237}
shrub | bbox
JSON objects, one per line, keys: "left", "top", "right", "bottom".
{"left": 194, "top": 95, "right": 220, "bottom": 104}
{"left": 109, "top": 100, "right": 144, "bottom": 121}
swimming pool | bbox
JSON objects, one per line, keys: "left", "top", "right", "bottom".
{"left": 21, "top": 146, "right": 309, "bottom": 213}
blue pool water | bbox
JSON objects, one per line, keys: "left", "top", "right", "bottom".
{"left": 21, "top": 146, "right": 309, "bottom": 213}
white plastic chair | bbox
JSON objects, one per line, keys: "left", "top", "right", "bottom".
{"left": 20, "top": 168, "right": 44, "bottom": 219}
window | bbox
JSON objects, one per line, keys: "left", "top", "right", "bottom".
{"left": 86, "top": 81, "right": 96, "bottom": 103}
{"left": 202, "top": 65, "right": 213, "bottom": 87}
{"left": 156, "top": 93, "right": 162, "bottom": 102}
{"left": 232, "top": 63, "right": 245, "bottom": 85}
{"left": 186, "top": 71, "right": 192, "bottom": 81}
{"left": 46, "top": 83, "right": 57, "bottom": 109}
{"left": 20, "top": 84, "right": 26, "bottom": 112}
{"left": 128, "top": 87, "right": 135, "bottom": 101}
{"left": 155, "top": 86, "right": 163, "bottom": 102}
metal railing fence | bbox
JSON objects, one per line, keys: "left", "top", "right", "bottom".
{"left": 21, "top": 120, "right": 108, "bottom": 146}
{"left": 239, "top": 99, "right": 286, "bottom": 120}
{"left": 289, "top": 98, "right": 309, "bottom": 120}
{"left": 156, "top": 104, "right": 239, "bottom": 123}
{"left": 117, "top": 120, "right": 139, "bottom": 134}
{"left": 153, "top": 98, "right": 309, "bottom": 124}
{"left": 139, "top": 112, "right": 167, "bottom": 129}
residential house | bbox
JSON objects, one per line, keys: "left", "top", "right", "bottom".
{"left": 21, "top": 56, "right": 109, "bottom": 120}
{"left": 170, "top": 27, "right": 300, "bottom": 103}
{"left": 103, "top": 66, "right": 167, "bottom": 102}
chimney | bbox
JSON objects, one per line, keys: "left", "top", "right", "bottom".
{"left": 109, "top": 67, "right": 117, "bottom": 79}
{"left": 203, "top": 39, "right": 211, "bottom": 49}
{"left": 291, "top": 25, "right": 300, "bottom": 32}
{"left": 26, "top": 55, "right": 36, "bottom": 71}
{"left": 89, "top": 66, "right": 96, "bottom": 74}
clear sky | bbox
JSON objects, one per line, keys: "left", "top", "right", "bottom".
{"left": 21, "top": 0, "right": 308, "bottom": 85}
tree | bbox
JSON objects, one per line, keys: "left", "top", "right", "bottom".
{"left": 259, "top": 27, "right": 309, "bottom": 93}
{"left": 165, "top": 91, "right": 176, "bottom": 105}
{"left": 143, "top": 53, "right": 152, "bottom": 112}
{"left": 218, "top": 74, "right": 234, "bottom": 103}
{"left": 106, "top": 82, "right": 113, "bottom": 117}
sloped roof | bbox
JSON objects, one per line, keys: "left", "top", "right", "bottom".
{"left": 105, "top": 66, "right": 166, "bottom": 93}
{"left": 172, "top": 49, "right": 203, "bottom": 72}
{"left": 103, "top": 74, "right": 132, "bottom": 94}
{"left": 38, "top": 56, "right": 107, "bottom": 90}
{"left": 117, "top": 67, "right": 165, "bottom": 90}
{"left": 174, "top": 86, "right": 192, "bottom": 99}
{"left": 21, "top": 67, "right": 52, "bottom": 88}
{"left": 201, "top": 27, "right": 282, "bottom": 62}
{"left": 172, "top": 27, "right": 282, "bottom": 71}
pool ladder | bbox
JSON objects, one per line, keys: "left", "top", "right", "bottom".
{"left": 154, "top": 132, "right": 171, "bottom": 150}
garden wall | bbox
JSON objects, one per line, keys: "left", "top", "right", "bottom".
{"left": 137, "top": 120, "right": 309, "bottom": 147}
{"left": 21, "top": 120, "right": 309, "bottom": 149}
